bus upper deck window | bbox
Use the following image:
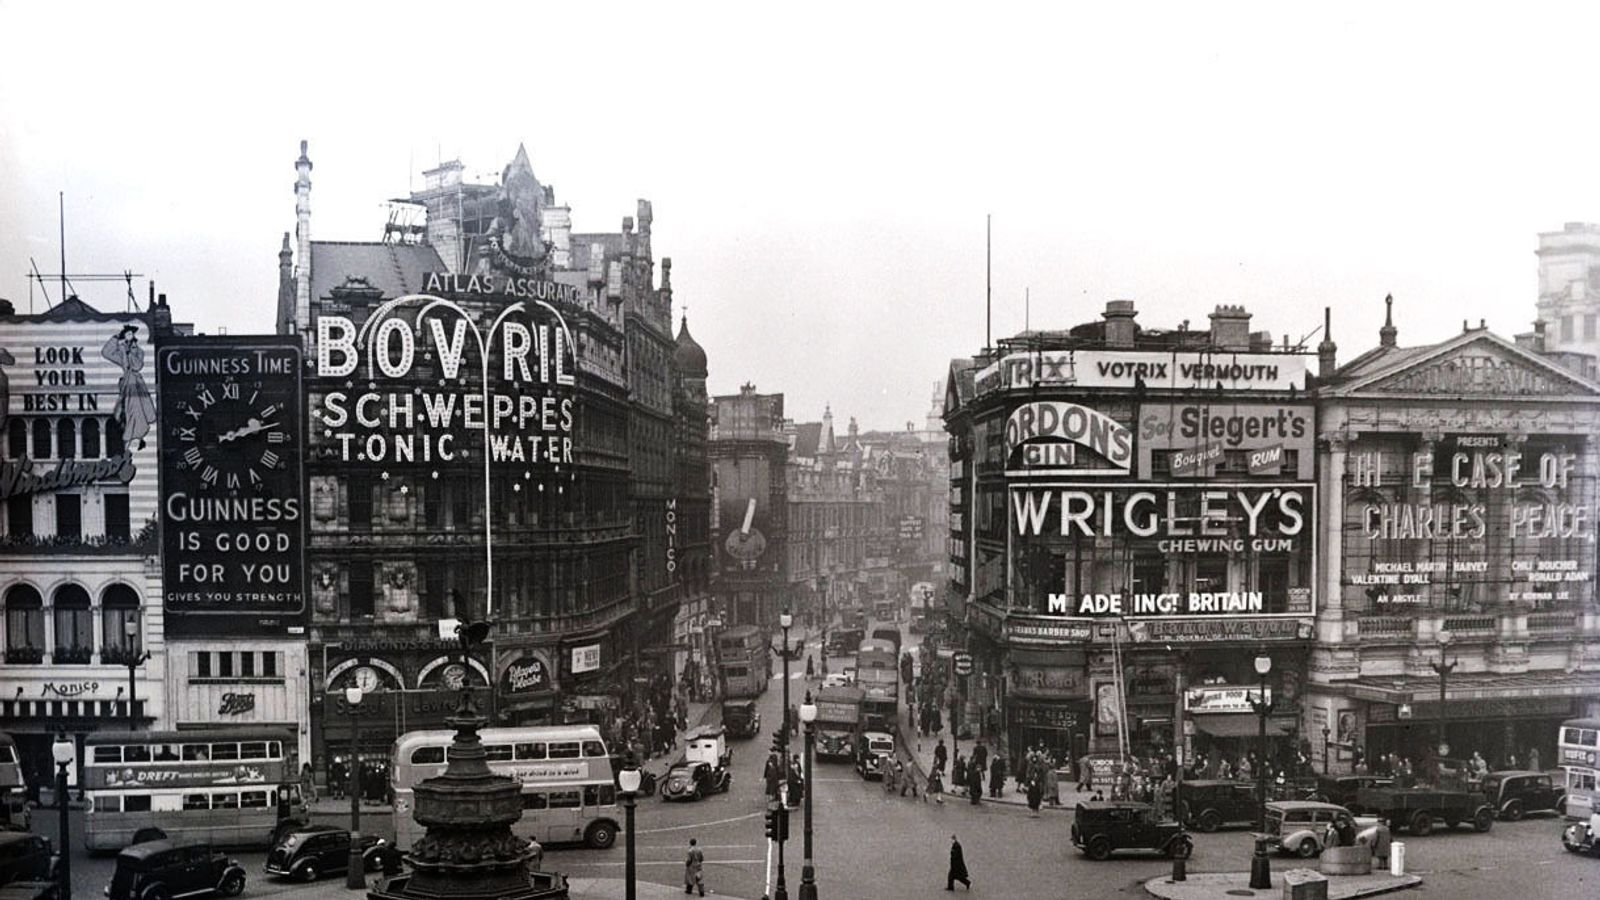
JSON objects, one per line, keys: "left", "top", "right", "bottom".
{"left": 93, "top": 746, "right": 122, "bottom": 764}
{"left": 514, "top": 743, "right": 545, "bottom": 760}
{"left": 485, "top": 744, "right": 513, "bottom": 762}
{"left": 582, "top": 741, "right": 606, "bottom": 758}
{"left": 124, "top": 745, "right": 150, "bottom": 763}
{"left": 549, "top": 742, "right": 580, "bottom": 760}
{"left": 154, "top": 745, "right": 180, "bottom": 762}
{"left": 211, "top": 743, "right": 239, "bottom": 761}
{"left": 269, "top": 742, "right": 283, "bottom": 759}
{"left": 182, "top": 745, "right": 209, "bottom": 762}
{"left": 240, "top": 743, "right": 268, "bottom": 760}
{"left": 411, "top": 747, "right": 445, "bottom": 765}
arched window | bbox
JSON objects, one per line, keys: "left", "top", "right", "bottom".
{"left": 81, "top": 419, "right": 101, "bottom": 459}
{"left": 105, "top": 417, "right": 124, "bottom": 455}
{"left": 31, "top": 419, "right": 51, "bottom": 459}
{"left": 3, "top": 585, "right": 44, "bottom": 663}
{"left": 5, "top": 419, "right": 25, "bottom": 460}
{"left": 52, "top": 585, "right": 93, "bottom": 664}
{"left": 57, "top": 420, "right": 76, "bottom": 460}
{"left": 101, "top": 584, "right": 141, "bottom": 661}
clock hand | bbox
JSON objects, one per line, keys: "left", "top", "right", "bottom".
{"left": 218, "top": 419, "right": 268, "bottom": 443}
{"left": 742, "top": 498, "right": 757, "bottom": 535}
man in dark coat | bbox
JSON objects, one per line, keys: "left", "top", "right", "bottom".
{"left": 946, "top": 835, "right": 971, "bottom": 890}
{"left": 972, "top": 743, "right": 988, "bottom": 775}
{"left": 989, "top": 754, "right": 1006, "bottom": 799}
{"left": 968, "top": 762, "right": 983, "bottom": 805}
{"left": 934, "top": 739, "right": 948, "bottom": 775}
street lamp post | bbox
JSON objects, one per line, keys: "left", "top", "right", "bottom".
{"left": 619, "top": 759, "right": 642, "bottom": 900}
{"left": 799, "top": 693, "right": 818, "bottom": 900}
{"left": 775, "top": 608, "right": 792, "bottom": 900}
{"left": 1429, "top": 632, "right": 1456, "bottom": 768}
{"left": 345, "top": 685, "right": 366, "bottom": 889}
{"left": 1322, "top": 725, "right": 1332, "bottom": 776}
{"left": 52, "top": 734, "right": 73, "bottom": 900}
{"left": 1248, "top": 655, "right": 1274, "bottom": 891}
{"left": 122, "top": 619, "right": 150, "bottom": 727}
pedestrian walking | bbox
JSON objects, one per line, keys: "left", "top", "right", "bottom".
{"left": 946, "top": 835, "right": 971, "bottom": 891}
{"left": 967, "top": 761, "right": 982, "bottom": 805}
{"left": 989, "top": 754, "right": 1006, "bottom": 798}
{"left": 898, "top": 760, "right": 918, "bottom": 797}
{"left": 1528, "top": 747, "right": 1541, "bottom": 772}
{"left": 934, "top": 739, "right": 948, "bottom": 775}
{"left": 1044, "top": 761, "right": 1060, "bottom": 806}
{"left": 806, "top": 655, "right": 815, "bottom": 679}
{"left": 1076, "top": 753, "right": 1092, "bottom": 792}
{"left": 952, "top": 753, "right": 967, "bottom": 797}
{"left": 972, "top": 742, "right": 988, "bottom": 775}
{"left": 927, "top": 768, "right": 945, "bottom": 803}
{"left": 684, "top": 838, "right": 705, "bottom": 896}
{"left": 1026, "top": 775, "right": 1043, "bottom": 815}
{"left": 881, "top": 754, "right": 896, "bottom": 794}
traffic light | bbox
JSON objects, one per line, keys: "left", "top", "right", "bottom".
{"left": 764, "top": 802, "right": 789, "bottom": 841}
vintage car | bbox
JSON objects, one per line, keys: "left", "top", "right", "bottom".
{"left": 1480, "top": 770, "right": 1566, "bottom": 821}
{"left": 1263, "top": 801, "right": 1390, "bottom": 859}
{"left": 105, "top": 839, "right": 246, "bottom": 900}
{"left": 661, "top": 761, "right": 729, "bottom": 801}
{"left": 722, "top": 700, "right": 762, "bottom": 740}
{"left": 1355, "top": 785, "right": 1495, "bottom": 835}
{"left": 1561, "top": 818, "right": 1600, "bottom": 857}
{"left": 821, "top": 673, "right": 852, "bottom": 690}
{"left": 1313, "top": 775, "right": 1395, "bottom": 814}
{"left": 1175, "top": 780, "right": 1261, "bottom": 832}
{"left": 264, "top": 824, "right": 389, "bottom": 882}
{"left": 855, "top": 732, "right": 895, "bottom": 780}
{"left": 0, "top": 833, "right": 54, "bottom": 888}
{"left": 1071, "top": 801, "right": 1193, "bottom": 861}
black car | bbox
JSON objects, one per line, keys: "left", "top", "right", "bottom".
{"left": 105, "top": 839, "right": 246, "bottom": 900}
{"left": 1175, "top": 780, "right": 1260, "bottom": 832}
{"left": 1481, "top": 770, "right": 1566, "bottom": 821}
{"left": 0, "top": 833, "right": 54, "bottom": 887}
{"left": 1313, "top": 775, "right": 1394, "bottom": 815}
{"left": 264, "top": 824, "right": 388, "bottom": 882}
{"left": 722, "top": 700, "right": 762, "bottom": 740}
{"left": 1071, "top": 801, "right": 1193, "bottom": 861}
{"left": 660, "top": 761, "right": 729, "bottom": 801}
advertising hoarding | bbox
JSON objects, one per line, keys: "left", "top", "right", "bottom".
{"left": 1136, "top": 402, "right": 1314, "bottom": 479}
{"left": 975, "top": 350, "right": 1307, "bottom": 395}
{"left": 1004, "top": 400, "right": 1133, "bottom": 476}
{"left": 158, "top": 338, "right": 306, "bottom": 636}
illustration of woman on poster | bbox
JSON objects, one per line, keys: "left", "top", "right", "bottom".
{"left": 102, "top": 325, "right": 156, "bottom": 449}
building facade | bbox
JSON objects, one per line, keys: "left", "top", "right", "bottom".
{"left": 946, "top": 301, "right": 1316, "bottom": 777}
{"left": 1310, "top": 309, "right": 1600, "bottom": 773}
{"left": 277, "top": 142, "right": 701, "bottom": 773}
{"left": 1534, "top": 222, "right": 1600, "bottom": 374}
{"left": 710, "top": 385, "right": 788, "bottom": 628}
{"left": 0, "top": 296, "right": 176, "bottom": 785}
{"left": 785, "top": 408, "right": 879, "bottom": 625}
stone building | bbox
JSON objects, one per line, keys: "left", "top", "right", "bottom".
{"left": 709, "top": 385, "right": 788, "bottom": 627}
{"left": 276, "top": 141, "right": 704, "bottom": 772}
{"left": 945, "top": 301, "right": 1315, "bottom": 776}
{"left": 785, "top": 407, "right": 879, "bottom": 625}
{"left": 1534, "top": 222, "right": 1600, "bottom": 375}
{"left": 1310, "top": 302, "right": 1600, "bottom": 773}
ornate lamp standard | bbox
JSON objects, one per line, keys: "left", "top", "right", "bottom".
{"left": 345, "top": 685, "right": 367, "bottom": 889}
{"left": 1247, "top": 655, "right": 1274, "bottom": 891}
{"left": 1430, "top": 631, "right": 1457, "bottom": 766}
{"left": 775, "top": 607, "right": 793, "bottom": 900}
{"left": 618, "top": 759, "right": 643, "bottom": 900}
{"left": 1322, "top": 725, "right": 1332, "bottom": 776}
{"left": 121, "top": 619, "right": 150, "bottom": 727}
{"left": 799, "top": 693, "right": 818, "bottom": 900}
{"left": 52, "top": 734, "right": 73, "bottom": 900}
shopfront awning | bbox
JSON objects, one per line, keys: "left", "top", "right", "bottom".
{"left": 1192, "top": 713, "right": 1298, "bottom": 739}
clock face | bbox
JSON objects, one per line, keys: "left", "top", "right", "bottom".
{"left": 169, "top": 377, "right": 290, "bottom": 493}
{"left": 724, "top": 527, "right": 767, "bottom": 561}
{"left": 352, "top": 666, "right": 380, "bottom": 692}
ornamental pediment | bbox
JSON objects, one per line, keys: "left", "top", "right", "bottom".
{"left": 1340, "top": 334, "right": 1600, "bottom": 399}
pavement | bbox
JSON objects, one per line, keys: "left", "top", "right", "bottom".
{"left": 1143, "top": 870, "right": 1423, "bottom": 900}
{"left": 300, "top": 873, "right": 757, "bottom": 900}
{"left": 894, "top": 702, "right": 1084, "bottom": 812}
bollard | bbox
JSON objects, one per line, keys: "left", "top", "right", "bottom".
{"left": 1388, "top": 841, "right": 1405, "bottom": 876}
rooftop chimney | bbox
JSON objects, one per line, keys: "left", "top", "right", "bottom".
{"left": 1208, "top": 304, "right": 1252, "bottom": 351}
{"left": 1379, "top": 294, "right": 1397, "bottom": 348}
{"left": 1102, "top": 300, "right": 1138, "bottom": 349}
{"left": 1317, "top": 307, "right": 1338, "bottom": 378}
{"left": 293, "top": 141, "right": 313, "bottom": 341}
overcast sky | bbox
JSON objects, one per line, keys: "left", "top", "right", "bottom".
{"left": 1, "top": 2, "right": 1594, "bottom": 430}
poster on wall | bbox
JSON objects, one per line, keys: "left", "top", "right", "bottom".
{"left": 158, "top": 337, "right": 306, "bottom": 636}
{"left": 0, "top": 316, "right": 154, "bottom": 511}
{"left": 1136, "top": 403, "right": 1314, "bottom": 479}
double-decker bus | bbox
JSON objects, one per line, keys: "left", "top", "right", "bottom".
{"left": 855, "top": 638, "right": 899, "bottom": 731}
{"left": 1559, "top": 717, "right": 1600, "bottom": 820}
{"left": 0, "top": 732, "right": 24, "bottom": 828}
{"left": 717, "top": 625, "right": 770, "bottom": 699}
{"left": 391, "top": 725, "right": 620, "bottom": 850}
{"left": 82, "top": 728, "right": 304, "bottom": 850}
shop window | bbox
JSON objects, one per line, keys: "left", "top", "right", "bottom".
{"left": 6, "top": 419, "right": 26, "bottom": 459}
{"left": 56, "top": 420, "right": 75, "bottom": 459}
{"left": 105, "top": 494, "right": 130, "bottom": 540}
{"left": 55, "top": 494, "right": 81, "bottom": 539}
{"left": 1258, "top": 556, "right": 1290, "bottom": 612}
{"left": 1194, "top": 556, "right": 1228, "bottom": 593}
{"left": 52, "top": 585, "right": 92, "bottom": 663}
{"left": 81, "top": 419, "right": 100, "bottom": 459}
{"left": 7, "top": 496, "right": 33, "bottom": 539}
{"left": 1132, "top": 555, "right": 1166, "bottom": 594}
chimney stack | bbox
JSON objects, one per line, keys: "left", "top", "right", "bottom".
{"left": 1208, "top": 304, "right": 1252, "bottom": 350}
{"left": 294, "top": 141, "right": 314, "bottom": 341}
{"left": 1379, "top": 294, "right": 1397, "bottom": 348}
{"left": 1102, "top": 300, "right": 1138, "bottom": 348}
{"left": 1317, "top": 307, "right": 1338, "bottom": 378}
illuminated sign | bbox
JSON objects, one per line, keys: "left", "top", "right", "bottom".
{"left": 1137, "top": 403, "right": 1313, "bottom": 479}
{"left": 1184, "top": 686, "right": 1273, "bottom": 714}
{"left": 976, "top": 350, "right": 1307, "bottom": 395}
{"left": 1004, "top": 401, "right": 1132, "bottom": 475}
{"left": 1127, "top": 618, "right": 1312, "bottom": 643}
{"left": 570, "top": 643, "right": 601, "bottom": 675}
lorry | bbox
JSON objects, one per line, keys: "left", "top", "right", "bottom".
{"left": 1354, "top": 784, "right": 1496, "bottom": 836}
{"left": 814, "top": 686, "right": 866, "bottom": 761}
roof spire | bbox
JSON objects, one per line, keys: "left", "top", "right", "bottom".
{"left": 1379, "top": 293, "right": 1397, "bottom": 348}
{"left": 1317, "top": 306, "right": 1338, "bottom": 379}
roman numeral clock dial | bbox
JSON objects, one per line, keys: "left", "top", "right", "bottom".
{"left": 168, "top": 378, "right": 288, "bottom": 496}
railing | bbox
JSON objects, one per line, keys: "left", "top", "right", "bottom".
{"left": 1441, "top": 615, "right": 1495, "bottom": 635}
{"left": 3, "top": 647, "right": 45, "bottom": 664}
{"left": 1357, "top": 616, "right": 1414, "bottom": 637}
{"left": 1528, "top": 612, "right": 1579, "bottom": 634}
{"left": 52, "top": 646, "right": 93, "bottom": 665}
